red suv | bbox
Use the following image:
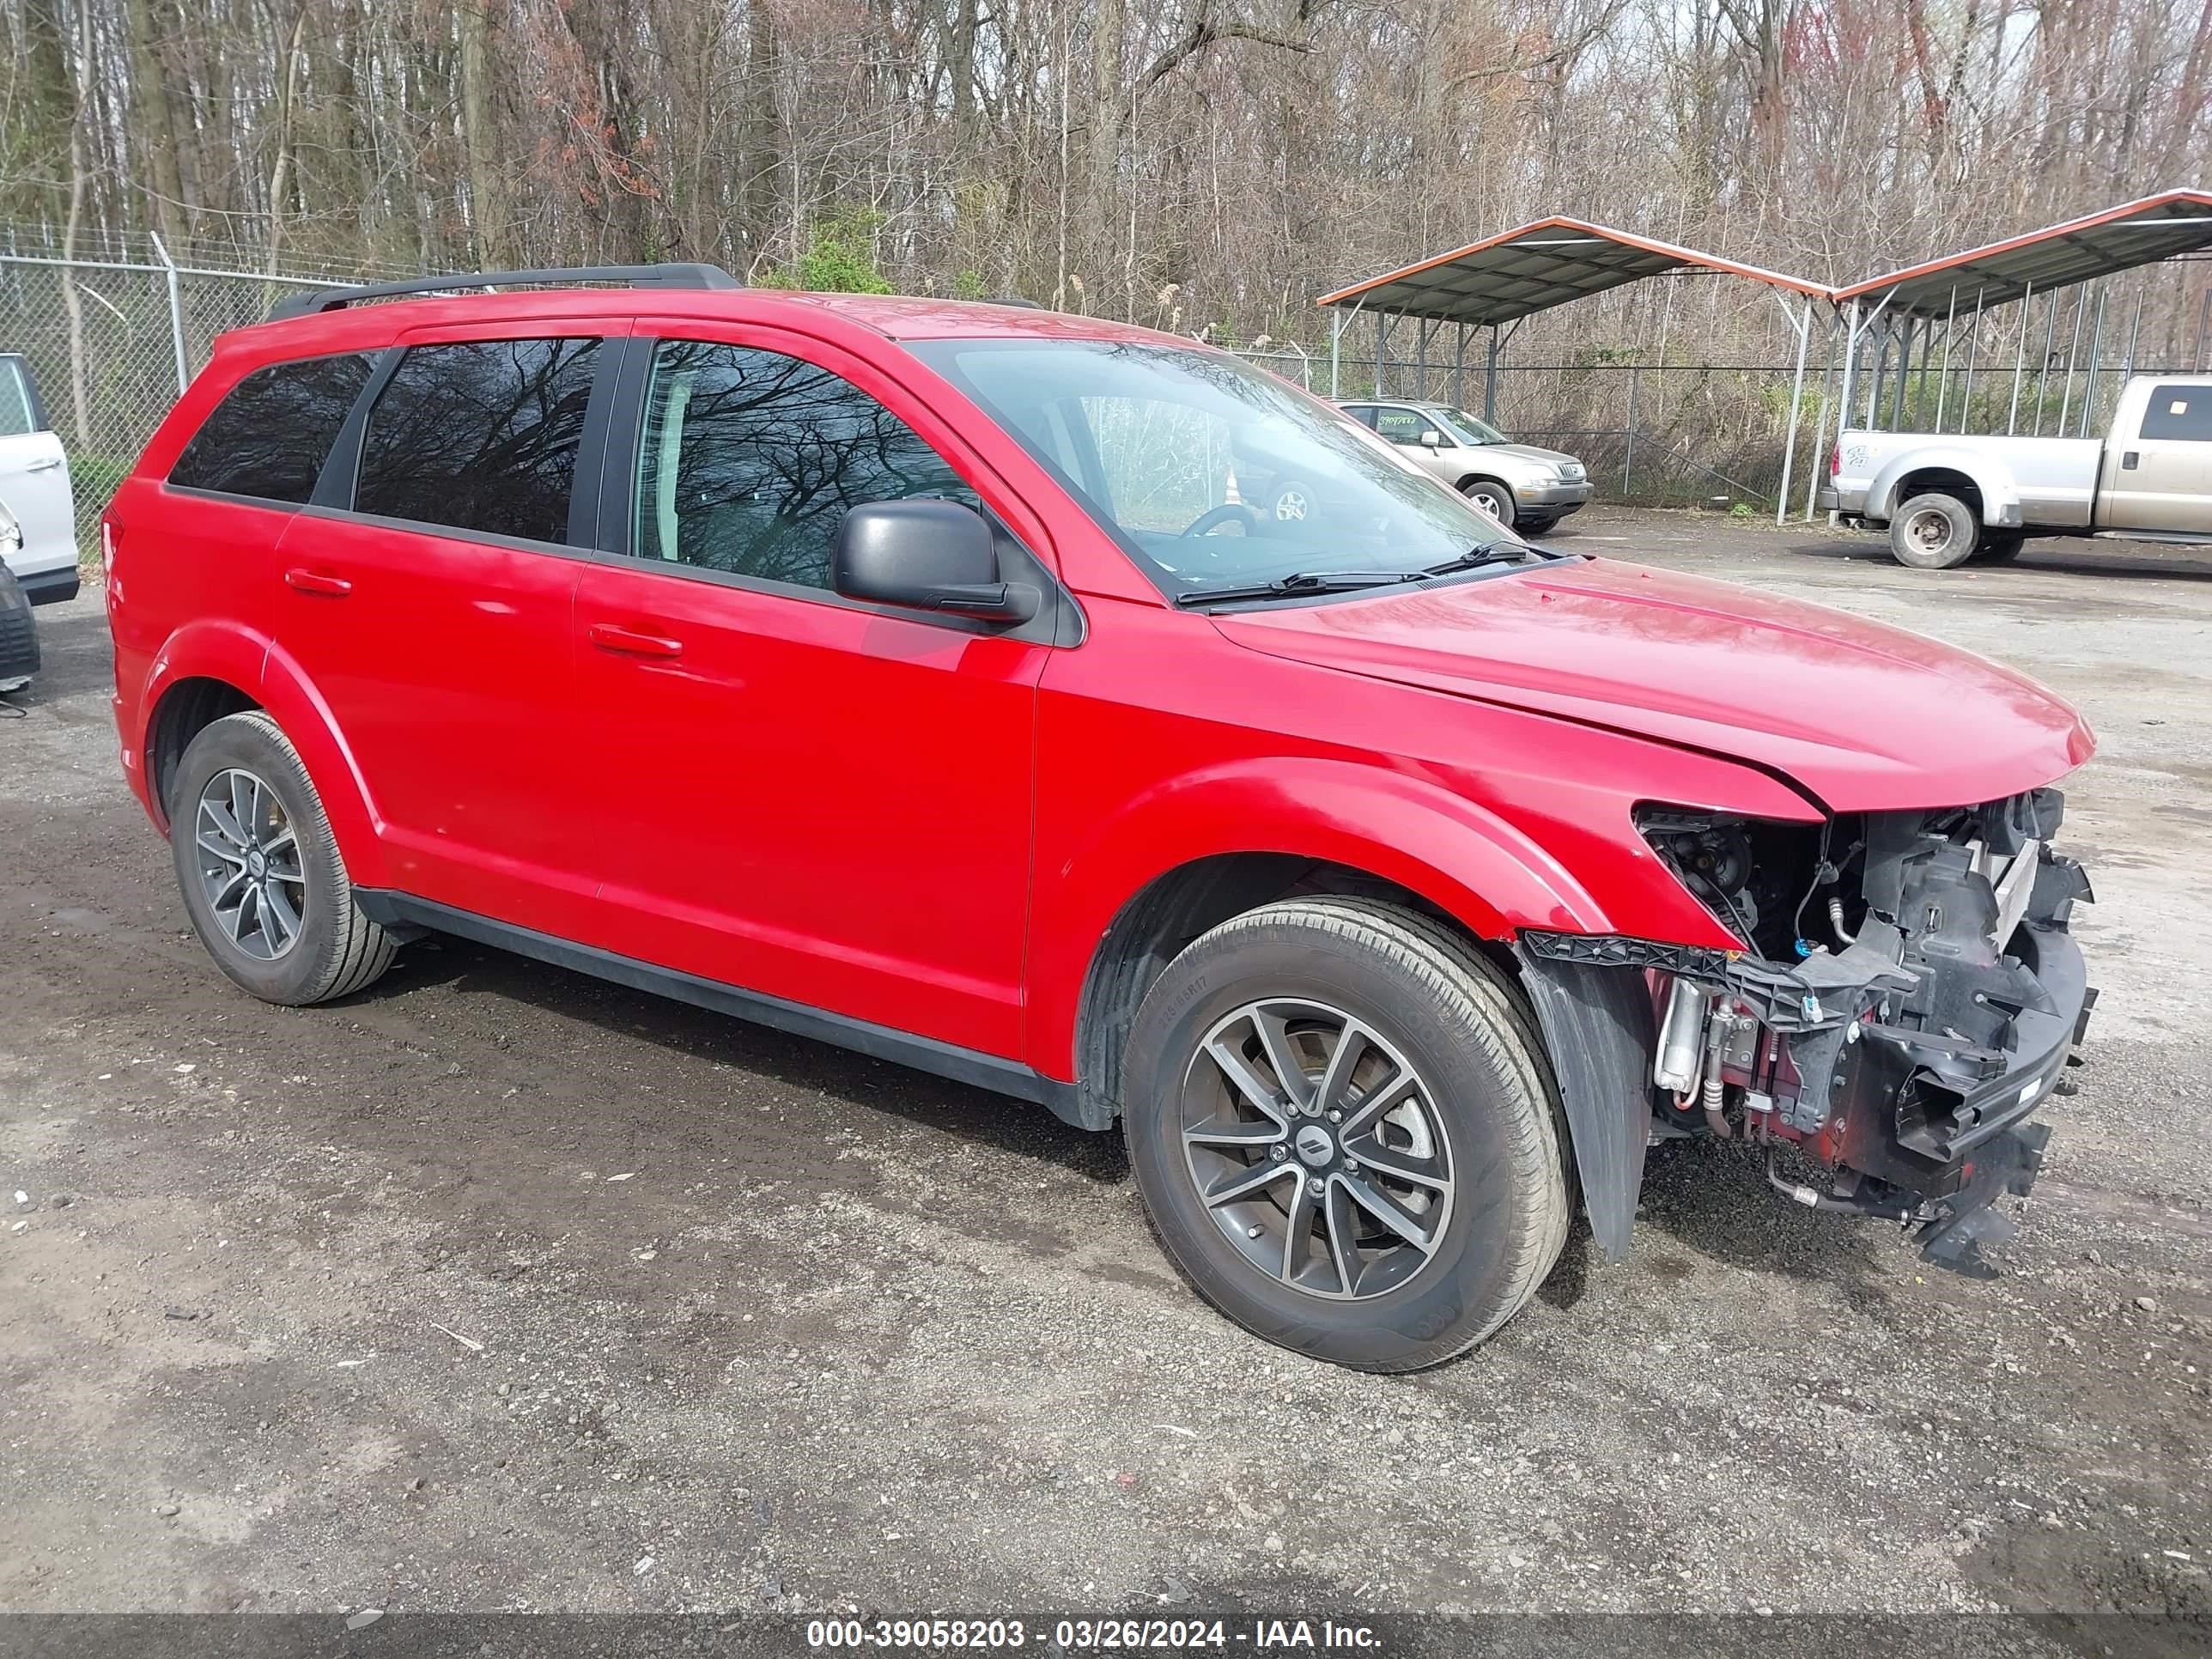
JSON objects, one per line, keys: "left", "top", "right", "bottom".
{"left": 105, "top": 266, "right": 2097, "bottom": 1370}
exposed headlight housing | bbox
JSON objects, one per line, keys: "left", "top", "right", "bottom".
{"left": 1634, "top": 805, "right": 1830, "bottom": 959}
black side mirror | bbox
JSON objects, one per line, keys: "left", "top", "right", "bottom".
{"left": 833, "top": 499, "right": 1040, "bottom": 623}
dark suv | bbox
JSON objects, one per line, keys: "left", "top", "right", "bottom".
{"left": 106, "top": 266, "right": 2096, "bottom": 1370}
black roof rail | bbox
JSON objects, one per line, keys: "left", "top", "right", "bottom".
{"left": 268, "top": 263, "right": 741, "bottom": 322}
{"left": 992, "top": 296, "right": 1046, "bottom": 309}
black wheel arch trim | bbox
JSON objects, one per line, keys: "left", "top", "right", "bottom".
{"left": 352, "top": 890, "right": 1091, "bottom": 1128}
{"left": 1510, "top": 943, "right": 1655, "bottom": 1262}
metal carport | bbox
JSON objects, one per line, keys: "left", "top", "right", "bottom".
{"left": 1316, "top": 218, "right": 1837, "bottom": 524}
{"left": 1826, "top": 189, "right": 2212, "bottom": 469}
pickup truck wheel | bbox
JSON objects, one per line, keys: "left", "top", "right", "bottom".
{"left": 170, "top": 711, "right": 398, "bottom": 1006}
{"left": 1121, "top": 897, "right": 1567, "bottom": 1371}
{"left": 1889, "top": 493, "right": 1978, "bottom": 569}
{"left": 1975, "top": 530, "right": 2027, "bottom": 563}
{"left": 1460, "top": 478, "right": 1517, "bottom": 527}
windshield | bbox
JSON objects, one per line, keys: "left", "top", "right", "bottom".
{"left": 1436, "top": 408, "right": 1509, "bottom": 446}
{"left": 906, "top": 339, "right": 1528, "bottom": 600}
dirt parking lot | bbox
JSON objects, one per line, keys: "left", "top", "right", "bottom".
{"left": 2, "top": 508, "right": 2207, "bottom": 1630}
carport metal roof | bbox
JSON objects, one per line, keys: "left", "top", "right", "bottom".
{"left": 1833, "top": 189, "right": 2212, "bottom": 320}
{"left": 1315, "top": 216, "right": 1832, "bottom": 327}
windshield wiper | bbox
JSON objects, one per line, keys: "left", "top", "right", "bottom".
{"left": 1175, "top": 571, "right": 1418, "bottom": 606}
{"left": 1420, "top": 541, "right": 1531, "bottom": 577}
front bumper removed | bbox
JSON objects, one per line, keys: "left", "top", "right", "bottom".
{"left": 1520, "top": 787, "right": 2095, "bottom": 1276}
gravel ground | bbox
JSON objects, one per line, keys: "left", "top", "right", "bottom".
{"left": 1, "top": 508, "right": 2206, "bottom": 1627}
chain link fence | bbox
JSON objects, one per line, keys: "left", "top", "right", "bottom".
{"left": 0, "top": 238, "right": 348, "bottom": 561}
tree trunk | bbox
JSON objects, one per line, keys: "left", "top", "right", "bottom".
{"left": 951, "top": 0, "right": 979, "bottom": 155}
{"left": 62, "top": 0, "right": 92, "bottom": 447}
{"left": 1087, "top": 0, "right": 1123, "bottom": 313}
{"left": 458, "top": 0, "right": 502, "bottom": 264}
{"left": 264, "top": 8, "right": 308, "bottom": 274}
{"left": 125, "top": 0, "right": 191, "bottom": 246}
{"left": 740, "top": 0, "right": 782, "bottom": 268}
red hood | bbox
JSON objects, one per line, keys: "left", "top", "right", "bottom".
{"left": 1217, "top": 558, "right": 2094, "bottom": 811}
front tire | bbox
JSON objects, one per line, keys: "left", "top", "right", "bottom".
{"left": 1121, "top": 898, "right": 1568, "bottom": 1371}
{"left": 170, "top": 711, "right": 397, "bottom": 1006}
{"left": 1461, "top": 477, "right": 1517, "bottom": 528}
{"left": 1888, "top": 492, "right": 1978, "bottom": 569}
{"left": 1265, "top": 478, "right": 1317, "bottom": 526}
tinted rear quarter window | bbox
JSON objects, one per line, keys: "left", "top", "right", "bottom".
{"left": 169, "top": 352, "right": 377, "bottom": 502}
{"left": 355, "top": 337, "right": 600, "bottom": 544}
{"left": 2141, "top": 386, "right": 2212, "bottom": 442}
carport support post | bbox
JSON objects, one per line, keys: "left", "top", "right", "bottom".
{"left": 2058, "top": 291, "right": 2087, "bottom": 434}
{"left": 2033, "top": 291, "right": 2057, "bottom": 435}
{"left": 1891, "top": 319, "right": 1912, "bottom": 428}
{"left": 1834, "top": 300, "right": 1862, "bottom": 455}
{"left": 1484, "top": 325, "right": 1501, "bottom": 423}
{"left": 1414, "top": 318, "right": 1435, "bottom": 399}
{"left": 1774, "top": 295, "right": 1812, "bottom": 526}
{"left": 2081, "top": 287, "right": 2108, "bottom": 437}
{"left": 1960, "top": 287, "right": 1987, "bottom": 431}
{"left": 1935, "top": 286, "right": 1957, "bottom": 430}
{"left": 1375, "top": 310, "right": 1387, "bottom": 399}
{"left": 150, "top": 231, "right": 189, "bottom": 396}
{"left": 1453, "top": 325, "right": 1468, "bottom": 410}
{"left": 1623, "top": 362, "right": 1638, "bottom": 496}
{"left": 1804, "top": 314, "right": 1838, "bottom": 522}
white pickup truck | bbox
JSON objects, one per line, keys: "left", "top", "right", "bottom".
{"left": 1820, "top": 373, "right": 2212, "bottom": 568}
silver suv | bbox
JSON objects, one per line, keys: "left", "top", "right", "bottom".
{"left": 1337, "top": 400, "right": 1590, "bottom": 533}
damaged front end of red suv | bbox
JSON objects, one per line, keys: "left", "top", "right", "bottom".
{"left": 1518, "top": 786, "right": 2093, "bottom": 1277}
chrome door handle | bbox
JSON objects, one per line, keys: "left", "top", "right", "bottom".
{"left": 589, "top": 623, "right": 684, "bottom": 659}
{"left": 25, "top": 458, "right": 63, "bottom": 472}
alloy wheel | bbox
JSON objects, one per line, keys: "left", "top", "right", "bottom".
{"left": 1180, "top": 999, "right": 1455, "bottom": 1300}
{"left": 193, "top": 767, "right": 307, "bottom": 961}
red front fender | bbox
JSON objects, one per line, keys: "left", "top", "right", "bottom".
{"left": 1024, "top": 757, "right": 1614, "bottom": 1083}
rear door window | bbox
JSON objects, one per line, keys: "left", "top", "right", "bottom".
{"left": 1371, "top": 406, "right": 1431, "bottom": 445}
{"left": 2141, "top": 386, "right": 2212, "bottom": 442}
{"left": 169, "top": 352, "right": 377, "bottom": 503}
{"left": 355, "top": 337, "right": 601, "bottom": 544}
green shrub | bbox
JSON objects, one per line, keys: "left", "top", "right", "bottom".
{"left": 768, "top": 204, "right": 896, "bottom": 295}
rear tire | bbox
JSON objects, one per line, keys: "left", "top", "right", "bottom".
{"left": 1888, "top": 492, "right": 1978, "bottom": 569}
{"left": 0, "top": 563, "right": 37, "bottom": 688}
{"left": 1121, "top": 897, "right": 1567, "bottom": 1371}
{"left": 170, "top": 710, "right": 397, "bottom": 1006}
{"left": 1974, "top": 530, "right": 2027, "bottom": 563}
{"left": 1461, "top": 477, "right": 1517, "bottom": 528}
